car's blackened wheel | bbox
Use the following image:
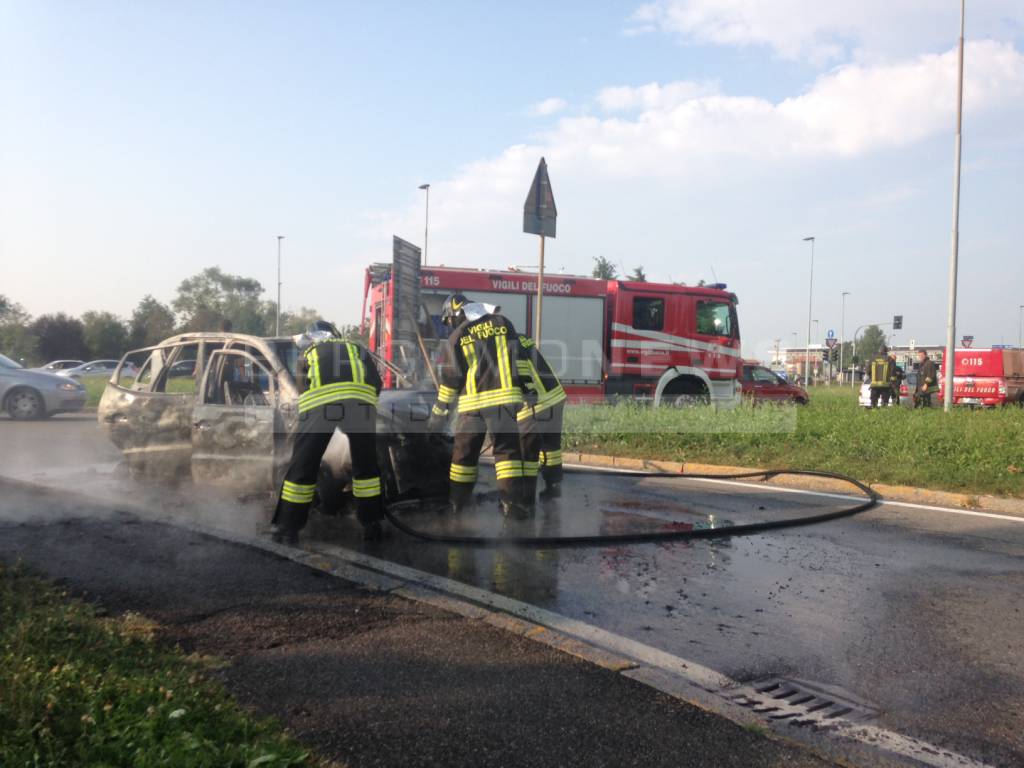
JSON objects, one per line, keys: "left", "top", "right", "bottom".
{"left": 7, "top": 388, "right": 45, "bottom": 420}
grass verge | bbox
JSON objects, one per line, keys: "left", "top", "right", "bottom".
{"left": 0, "top": 563, "right": 308, "bottom": 767}
{"left": 564, "top": 387, "right": 1024, "bottom": 497}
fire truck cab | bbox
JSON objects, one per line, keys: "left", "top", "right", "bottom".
{"left": 364, "top": 261, "right": 742, "bottom": 407}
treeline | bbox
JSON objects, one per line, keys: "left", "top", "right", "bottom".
{"left": 0, "top": 267, "right": 331, "bottom": 366}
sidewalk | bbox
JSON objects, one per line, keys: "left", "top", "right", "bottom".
{"left": 0, "top": 482, "right": 839, "bottom": 768}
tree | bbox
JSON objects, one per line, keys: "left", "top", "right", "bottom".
{"left": 627, "top": 266, "right": 647, "bottom": 282}
{"left": 855, "top": 325, "right": 888, "bottom": 366}
{"left": 591, "top": 256, "right": 617, "bottom": 279}
{"left": 30, "top": 313, "right": 88, "bottom": 362}
{"left": 129, "top": 295, "right": 177, "bottom": 348}
{"left": 82, "top": 311, "right": 129, "bottom": 359}
{"left": 173, "top": 267, "right": 271, "bottom": 335}
{"left": 0, "top": 296, "right": 38, "bottom": 364}
{"left": 280, "top": 306, "right": 324, "bottom": 336}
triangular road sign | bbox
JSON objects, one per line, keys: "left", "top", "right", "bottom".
{"left": 523, "top": 157, "right": 557, "bottom": 238}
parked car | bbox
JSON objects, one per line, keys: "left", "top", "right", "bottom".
{"left": 35, "top": 359, "right": 84, "bottom": 373}
{"left": 1, "top": 352, "right": 87, "bottom": 419}
{"left": 741, "top": 363, "right": 809, "bottom": 404}
{"left": 98, "top": 333, "right": 451, "bottom": 514}
{"left": 858, "top": 370, "right": 916, "bottom": 407}
{"left": 59, "top": 359, "right": 137, "bottom": 379}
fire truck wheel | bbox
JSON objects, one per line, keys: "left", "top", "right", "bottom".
{"left": 666, "top": 392, "right": 710, "bottom": 408}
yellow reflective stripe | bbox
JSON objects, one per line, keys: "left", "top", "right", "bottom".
{"left": 281, "top": 480, "right": 316, "bottom": 503}
{"left": 463, "top": 342, "right": 478, "bottom": 396}
{"left": 516, "top": 385, "right": 566, "bottom": 420}
{"left": 298, "top": 382, "right": 378, "bottom": 412}
{"left": 431, "top": 404, "right": 449, "bottom": 416}
{"left": 539, "top": 450, "right": 563, "bottom": 467}
{"left": 457, "top": 388, "right": 523, "bottom": 413}
{"left": 496, "top": 334, "right": 512, "bottom": 391}
{"left": 516, "top": 360, "right": 532, "bottom": 375}
{"left": 449, "top": 463, "right": 479, "bottom": 483}
{"left": 307, "top": 347, "right": 321, "bottom": 389}
{"left": 523, "top": 461, "right": 540, "bottom": 477}
{"left": 495, "top": 459, "right": 525, "bottom": 479}
{"left": 352, "top": 477, "right": 381, "bottom": 498}
{"left": 437, "top": 385, "right": 458, "bottom": 404}
{"left": 346, "top": 342, "right": 365, "bottom": 384}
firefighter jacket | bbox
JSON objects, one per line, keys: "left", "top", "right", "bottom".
{"left": 869, "top": 357, "right": 892, "bottom": 388}
{"left": 433, "top": 314, "right": 525, "bottom": 414}
{"left": 919, "top": 357, "right": 938, "bottom": 392}
{"left": 516, "top": 335, "right": 567, "bottom": 422}
{"left": 297, "top": 338, "right": 382, "bottom": 414}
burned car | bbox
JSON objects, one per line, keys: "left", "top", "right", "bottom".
{"left": 98, "top": 332, "right": 451, "bottom": 514}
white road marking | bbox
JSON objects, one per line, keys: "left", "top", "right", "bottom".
{"left": 566, "top": 464, "right": 1024, "bottom": 524}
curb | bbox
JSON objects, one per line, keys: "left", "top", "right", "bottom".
{"left": 564, "top": 452, "right": 1024, "bottom": 518}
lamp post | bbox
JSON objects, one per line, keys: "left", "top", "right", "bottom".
{"left": 943, "top": 0, "right": 965, "bottom": 412}
{"left": 803, "top": 236, "right": 815, "bottom": 387}
{"left": 1019, "top": 305, "right": 1023, "bottom": 350}
{"left": 275, "top": 235, "right": 284, "bottom": 336}
{"left": 791, "top": 331, "right": 799, "bottom": 379}
{"left": 418, "top": 184, "right": 430, "bottom": 266}
{"left": 840, "top": 291, "right": 850, "bottom": 385}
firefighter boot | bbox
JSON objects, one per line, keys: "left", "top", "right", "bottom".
{"left": 450, "top": 483, "right": 474, "bottom": 515}
{"left": 539, "top": 481, "right": 562, "bottom": 500}
{"left": 270, "top": 524, "right": 300, "bottom": 546}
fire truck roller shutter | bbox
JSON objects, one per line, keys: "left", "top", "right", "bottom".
{"left": 535, "top": 295, "right": 604, "bottom": 384}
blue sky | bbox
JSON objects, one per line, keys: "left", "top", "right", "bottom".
{"left": 2, "top": 1, "right": 1022, "bottom": 361}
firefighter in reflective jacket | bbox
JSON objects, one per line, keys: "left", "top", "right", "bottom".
{"left": 272, "top": 321, "right": 384, "bottom": 544}
{"left": 429, "top": 295, "right": 531, "bottom": 517}
{"left": 517, "top": 335, "right": 567, "bottom": 499}
{"left": 868, "top": 345, "right": 893, "bottom": 408}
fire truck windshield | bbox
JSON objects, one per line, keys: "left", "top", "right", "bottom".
{"left": 697, "top": 301, "right": 735, "bottom": 337}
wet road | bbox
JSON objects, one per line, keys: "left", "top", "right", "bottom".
{"left": 2, "top": 417, "right": 1023, "bottom": 766}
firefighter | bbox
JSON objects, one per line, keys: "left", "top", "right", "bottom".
{"left": 915, "top": 349, "right": 939, "bottom": 408}
{"left": 888, "top": 351, "right": 905, "bottom": 407}
{"left": 428, "top": 294, "right": 531, "bottom": 518}
{"left": 868, "top": 345, "right": 893, "bottom": 408}
{"left": 517, "top": 334, "right": 567, "bottom": 500}
{"left": 271, "top": 321, "right": 384, "bottom": 544}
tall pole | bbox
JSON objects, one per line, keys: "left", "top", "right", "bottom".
{"left": 1018, "top": 305, "right": 1023, "bottom": 350}
{"left": 840, "top": 291, "right": 850, "bottom": 385}
{"left": 276, "top": 235, "right": 284, "bottom": 336}
{"left": 943, "top": 0, "right": 965, "bottom": 412}
{"left": 803, "top": 236, "right": 815, "bottom": 387}
{"left": 419, "top": 183, "right": 430, "bottom": 266}
{"left": 535, "top": 235, "right": 545, "bottom": 344}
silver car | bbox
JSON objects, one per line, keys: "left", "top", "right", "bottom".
{"left": 1, "top": 353, "right": 88, "bottom": 419}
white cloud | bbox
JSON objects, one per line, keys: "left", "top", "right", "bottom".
{"left": 628, "top": 0, "right": 1024, "bottom": 63}
{"left": 530, "top": 97, "right": 568, "bottom": 116}
{"left": 597, "top": 80, "right": 718, "bottom": 112}
{"left": 374, "top": 39, "right": 1024, "bottom": 257}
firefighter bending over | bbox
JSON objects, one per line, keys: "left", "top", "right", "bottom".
{"left": 272, "top": 321, "right": 384, "bottom": 544}
{"left": 517, "top": 334, "right": 567, "bottom": 500}
{"left": 429, "top": 294, "right": 531, "bottom": 518}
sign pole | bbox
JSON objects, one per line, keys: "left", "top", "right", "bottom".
{"left": 943, "top": 0, "right": 965, "bottom": 412}
{"left": 535, "top": 235, "right": 545, "bottom": 344}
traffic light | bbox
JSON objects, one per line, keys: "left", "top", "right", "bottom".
{"left": 830, "top": 347, "right": 839, "bottom": 364}
{"left": 893, "top": 314, "right": 903, "bottom": 330}
{"left": 821, "top": 349, "right": 828, "bottom": 362}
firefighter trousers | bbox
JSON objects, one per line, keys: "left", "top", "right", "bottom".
{"left": 449, "top": 404, "right": 527, "bottom": 509}
{"left": 869, "top": 386, "right": 891, "bottom": 408}
{"left": 273, "top": 399, "right": 382, "bottom": 533}
{"left": 519, "top": 401, "right": 565, "bottom": 498}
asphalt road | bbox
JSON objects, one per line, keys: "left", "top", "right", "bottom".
{"left": 2, "top": 417, "right": 1023, "bottom": 766}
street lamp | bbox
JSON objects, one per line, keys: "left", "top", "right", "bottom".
{"left": 275, "top": 235, "right": 285, "bottom": 336}
{"left": 418, "top": 184, "right": 430, "bottom": 266}
{"left": 1019, "top": 305, "right": 1023, "bottom": 350}
{"left": 803, "top": 236, "right": 815, "bottom": 387}
{"left": 840, "top": 291, "right": 850, "bottom": 384}
{"left": 943, "top": 0, "right": 966, "bottom": 412}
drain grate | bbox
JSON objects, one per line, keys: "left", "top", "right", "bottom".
{"left": 723, "top": 677, "right": 879, "bottom": 727}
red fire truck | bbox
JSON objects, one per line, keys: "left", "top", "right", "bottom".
{"left": 940, "top": 347, "right": 1024, "bottom": 407}
{"left": 363, "top": 255, "right": 742, "bottom": 407}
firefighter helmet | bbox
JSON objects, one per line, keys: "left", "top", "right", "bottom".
{"left": 441, "top": 294, "right": 471, "bottom": 327}
{"left": 307, "top": 320, "right": 340, "bottom": 337}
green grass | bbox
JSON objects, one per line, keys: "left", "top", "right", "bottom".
{"left": 0, "top": 563, "right": 309, "bottom": 768}
{"left": 81, "top": 375, "right": 196, "bottom": 407}
{"left": 564, "top": 386, "right": 1024, "bottom": 497}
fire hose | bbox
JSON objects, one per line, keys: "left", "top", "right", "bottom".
{"left": 378, "top": 466, "right": 880, "bottom": 548}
